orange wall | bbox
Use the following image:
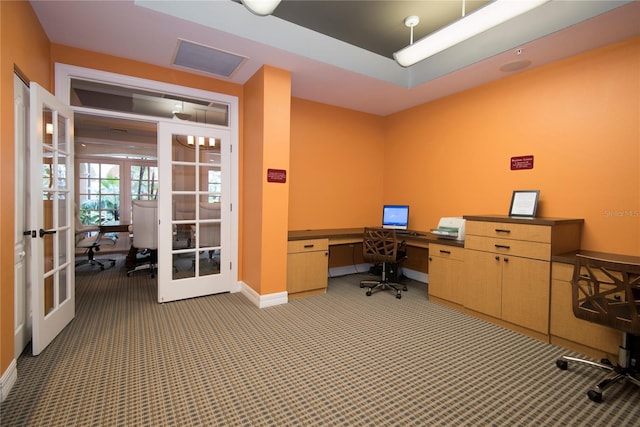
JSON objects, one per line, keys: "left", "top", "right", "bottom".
{"left": 384, "top": 37, "right": 640, "bottom": 256}
{"left": 243, "top": 66, "right": 291, "bottom": 294}
{"left": 288, "top": 98, "right": 385, "bottom": 229}
{"left": 0, "top": 0, "right": 52, "bottom": 380}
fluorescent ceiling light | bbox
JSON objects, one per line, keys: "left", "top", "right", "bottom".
{"left": 242, "top": 0, "right": 281, "bottom": 16}
{"left": 393, "top": 0, "right": 550, "bottom": 67}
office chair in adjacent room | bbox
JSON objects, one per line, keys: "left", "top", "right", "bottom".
{"left": 75, "top": 222, "right": 117, "bottom": 270}
{"left": 190, "top": 202, "right": 221, "bottom": 269}
{"left": 127, "top": 200, "right": 158, "bottom": 278}
{"left": 555, "top": 254, "right": 640, "bottom": 402}
{"left": 359, "top": 227, "right": 407, "bottom": 299}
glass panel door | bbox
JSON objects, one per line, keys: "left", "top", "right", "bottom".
{"left": 157, "top": 122, "right": 232, "bottom": 302}
{"left": 30, "top": 83, "right": 75, "bottom": 355}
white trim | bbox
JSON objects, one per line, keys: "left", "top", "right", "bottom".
{"left": 402, "top": 268, "right": 428, "bottom": 284}
{"left": 329, "top": 263, "right": 371, "bottom": 278}
{"left": 240, "top": 281, "right": 288, "bottom": 308}
{"left": 1, "top": 359, "right": 18, "bottom": 402}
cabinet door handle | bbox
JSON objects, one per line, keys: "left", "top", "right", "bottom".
{"left": 439, "top": 250, "right": 451, "bottom": 255}
{"left": 494, "top": 244, "right": 511, "bottom": 250}
{"left": 428, "top": 257, "right": 432, "bottom": 261}
{"left": 495, "top": 256, "right": 500, "bottom": 261}
{"left": 495, "top": 228, "right": 511, "bottom": 234}
{"left": 503, "top": 257, "right": 509, "bottom": 263}
{"left": 303, "top": 244, "right": 315, "bottom": 248}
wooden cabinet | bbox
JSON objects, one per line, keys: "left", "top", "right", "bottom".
{"left": 428, "top": 243, "right": 465, "bottom": 306}
{"left": 287, "top": 239, "right": 329, "bottom": 298}
{"left": 501, "top": 256, "right": 550, "bottom": 333}
{"left": 464, "top": 249, "right": 503, "bottom": 317}
{"left": 550, "top": 261, "right": 622, "bottom": 359}
{"left": 463, "top": 216, "right": 582, "bottom": 340}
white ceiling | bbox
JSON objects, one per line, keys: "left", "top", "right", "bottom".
{"left": 30, "top": 0, "right": 640, "bottom": 116}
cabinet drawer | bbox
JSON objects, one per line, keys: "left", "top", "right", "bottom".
{"left": 465, "top": 235, "right": 550, "bottom": 261}
{"left": 430, "top": 244, "right": 464, "bottom": 261}
{"left": 466, "top": 221, "right": 551, "bottom": 243}
{"left": 288, "top": 238, "right": 328, "bottom": 254}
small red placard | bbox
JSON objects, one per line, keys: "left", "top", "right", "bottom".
{"left": 511, "top": 155, "right": 534, "bottom": 170}
{"left": 267, "top": 168, "right": 287, "bottom": 183}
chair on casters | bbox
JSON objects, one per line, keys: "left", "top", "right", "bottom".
{"left": 127, "top": 200, "right": 158, "bottom": 278}
{"left": 555, "top": 254, "right": 640, "bottom": 402}
{"left": 359, "top": 227, "right": 407, "bottom": 299}
{"left": 75, "top": 223, "right": 117, "bottom": 270}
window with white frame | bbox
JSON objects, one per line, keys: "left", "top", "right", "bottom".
{"left": 77, "top": 159, "right": 157, "bottom": 226}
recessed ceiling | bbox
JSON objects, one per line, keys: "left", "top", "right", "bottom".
{"left": 30, "top": 0, "right": 640, "bottom": 116}
{"left": 270, "top": 0, "right": 491, "bottom": 58}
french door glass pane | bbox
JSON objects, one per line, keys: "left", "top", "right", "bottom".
{"left": 171, "top": 132, "right": 222, "bottom": 278}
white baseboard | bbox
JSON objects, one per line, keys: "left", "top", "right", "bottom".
{"left": 402, "top": 268, "right": 428, "bottom": 284}
{"left": 238, "top": 266, "right": 427, "bottom": 309}
{"left": 1, "top": 359, "right": 17, "bottom": 403}
{"left": 330, "top": 263, "right": 428, "bottom": 284}
{"left": 329, "top": 263, "right": 371, "bottom": 277}
{"left": 239, "top": 281, "right": 288, "bottom": 308}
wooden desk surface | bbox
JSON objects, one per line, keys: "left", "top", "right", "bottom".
{"left": 552, "top": 249, "right": 640, "bottom": 265}
{"left": 99, "top": 222, "right": 130, "bottom": 233}
{"left": 288, "top": 228, "right": 464, "bottom": 248}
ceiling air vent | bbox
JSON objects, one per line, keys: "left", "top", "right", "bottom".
{"left": 172, "top": 39, "right": 247, "bottom": 78}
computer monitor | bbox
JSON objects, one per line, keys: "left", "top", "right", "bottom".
{"left": 382, "top": 205, "right": 410, "bottom": 230}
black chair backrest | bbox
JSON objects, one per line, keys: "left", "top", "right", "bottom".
{"left": 571, "top": 254, "right": 640, "bottom": 335}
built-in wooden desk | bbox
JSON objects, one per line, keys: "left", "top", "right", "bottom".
{"left": 287, "top": 228, "right": 462, "bottom": 298}
{"left": 551, "top": 250, "right": 640, "bottom": 360}
{"left": 288, "top": 228, "right": 463, "bottom": 248}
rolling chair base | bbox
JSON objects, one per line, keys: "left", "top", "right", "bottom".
{"left": 556, "top": 348, "right": 640, "bottom": 402}
{"left": 126, "top": 249, "right": 157, "bottom": 278}
{"left": 75, "top": 258, "right": 116, "bottom": 270}
{"left": 360, "top": 280, "right": 404, "bottom": 299}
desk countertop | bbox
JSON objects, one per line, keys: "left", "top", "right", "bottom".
{"left": 552, "top": 250, "right": 640, "bottom": 265}
{"left": 288, "top": 228, "right": 464, "bottom": 248}
{"left": 463, "top": 215, "right": 584, "bottom": 226}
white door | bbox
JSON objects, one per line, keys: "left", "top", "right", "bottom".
{"left": 157, "top": 122, "right": 234, "bottom": 302}
{"left": 29, "top": 83, "right": 75, "bottom": 355}
{"left": 14, "top": 74, "right": 31, "bottom": 358}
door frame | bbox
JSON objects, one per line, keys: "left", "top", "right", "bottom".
{"left": 54, "top": 63, "right": 240, "bottom": 295}
{"left": 14, "top": 73, "right": 31, "bottom": 359}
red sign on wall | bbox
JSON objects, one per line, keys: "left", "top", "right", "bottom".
{"left": 267, "top": 168, "right": 287, "bottom": 183}
{"left": 511, "top": 155, "right": 534, "bottom": 170}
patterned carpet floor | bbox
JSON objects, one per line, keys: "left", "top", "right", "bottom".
{"left": 2, "top": 256, "right": 639, "bottom": 426}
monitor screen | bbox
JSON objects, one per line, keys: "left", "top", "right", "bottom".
{"left": 382, "top": 205, "right": 409, "bottom": 230}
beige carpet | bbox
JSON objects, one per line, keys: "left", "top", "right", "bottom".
{"left": 2, "top": 255, "right": 639, "bottom": 426}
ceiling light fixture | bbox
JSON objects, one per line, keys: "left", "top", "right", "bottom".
{"left": 241, "top": 0, "right": 281, "bottom": 16}
{"left": 393, "top": 0, "right": 550, "bottom": 68}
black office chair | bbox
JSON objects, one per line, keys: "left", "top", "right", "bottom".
{"left": 359, "top": 227, "right": 407, "bottom": 299}
{"left": 75, "top": 224, "right": 117, "bottom": 270}
{"left": 555, "top": 254, "right": 640, "bottom": 402}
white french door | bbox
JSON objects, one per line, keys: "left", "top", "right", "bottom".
{"left": 157, "top": 121, "right": 235, "bottom": 302}
{"left": 29, "top": 83, "right": 75, "bottom": 355}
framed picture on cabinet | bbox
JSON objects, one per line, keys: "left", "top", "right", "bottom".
{"left": 509, "top": 190, "right": 540, "bottom": 217}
